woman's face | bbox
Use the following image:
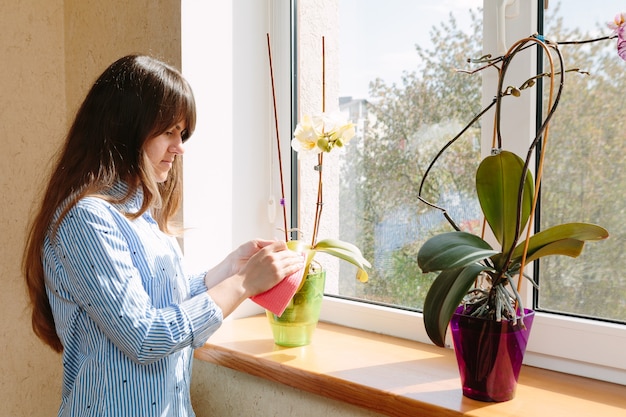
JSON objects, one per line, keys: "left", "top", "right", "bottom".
{"left": 143, "top": 121, "right": 187, "bottom": 182}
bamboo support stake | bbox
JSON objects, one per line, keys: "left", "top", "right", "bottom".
{"left": 516, "top": 39, "right": 557, "bottom": 296}
{"left": 266, "top": 33, "right": 289, "bottom": 242}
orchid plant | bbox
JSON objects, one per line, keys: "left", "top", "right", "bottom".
{"left": 415, "top": 15, "right": 623, "bottom": 347}
{"left": 287, "top": 112, "right": 370, "bottom": 283}
{"left": 267, "top": 34, "right": 370, "bottom": 286}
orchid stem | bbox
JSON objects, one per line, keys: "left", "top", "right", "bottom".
{"left": 311, "top": 36, "right": 326, "bottom": 247}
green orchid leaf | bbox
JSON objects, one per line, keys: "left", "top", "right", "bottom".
{"left": 521, "top": 238, "right": 586, "bottom": 264}
{"left": 314, "top": 237, "right": 360, "bottom": 251}
{"left": 287, "top": 240, "right": 316, "bottom": 266}
{"left": 286, "top": 240, "right": 313, "bottom": 253}
{"left": 355, "top": 268, "right": 369, "bottom": 283}
{"left": 423, "top": 263, "right": 491, "bottom": 347}
{"left": 286, "top": 240, "right": 317, "bottom": 290}
{"left": 287, "top": 240, "right": 313, "bottom": 253}
{"left": 476, "top": 150, "right": 534, "bottom": 253}
{"left": 314, "top": 245, "right": 371, "bottom": 271}
{"left": 510, "top": 222, "right": 609, "bottom": 263}
{"left": 314, "top": 238, "right": 371, "bottom": 268}
{"left": 288, "top": 238, "right": 371, "bottom": 283}
{"left": 417, "top": 231, "right": 498, "bottom": 273}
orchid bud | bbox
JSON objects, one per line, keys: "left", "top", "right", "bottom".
{"left": 317, "top": 137, "right": 331, "bottom": 152}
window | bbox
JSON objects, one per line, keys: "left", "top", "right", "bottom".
{"left": 181, "top": 0, "right": 626, "bottom": 385}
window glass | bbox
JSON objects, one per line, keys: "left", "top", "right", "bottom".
{"left": 538, "top": 0, "right": 626, "bottom": 323}
{"left": 333, "top": 0, "right": 483, "bottom": 309}
{"left": 333, "top": 0, "right": 625, "bottom": 325}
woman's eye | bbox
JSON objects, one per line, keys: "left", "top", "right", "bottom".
{"left": 181, "top": 130, "right": 189, "bottom": 143}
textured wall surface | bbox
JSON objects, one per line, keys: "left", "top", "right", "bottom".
{"left": 0, "top": 2, "right": 66, "bottom": 415}
{"left": 0, "top": 1, "right": 180, "bottom": 415}
{"left": 191, "top": 360, "right": 384, "bottom": 417}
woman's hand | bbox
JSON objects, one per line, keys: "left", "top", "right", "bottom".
{"left": 236, "top": 240, "right": 303, "bottom": 296}
{"left": 206, "top": 240, "right": 303, "bottom": 318}
{"left": 204, "top": 239, "right": 292, "bottom": 288}
{"left": 227, "top": 239, "right": 276, "bottom": 276}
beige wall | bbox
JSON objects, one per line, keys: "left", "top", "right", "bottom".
{"left": 191, "top": 361, "right": 383, "bottom": 417}
{"left": 0, "top": 0, "right": 180, "bottom": 415}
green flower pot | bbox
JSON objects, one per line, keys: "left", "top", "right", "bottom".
{"left": 266, "top": 269, "right": 326, "bottom": 347}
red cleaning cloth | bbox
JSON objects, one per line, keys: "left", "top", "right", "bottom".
{"left": 250, "top": 263, "right": 306, "bottom": 316}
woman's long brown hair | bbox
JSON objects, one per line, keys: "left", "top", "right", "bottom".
{"left": 22, "top": 55, "right": 196, "bottom": 352}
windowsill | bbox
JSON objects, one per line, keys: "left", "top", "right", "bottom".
{"left": 194, "top": 315, "right": 626, "bottom": 417}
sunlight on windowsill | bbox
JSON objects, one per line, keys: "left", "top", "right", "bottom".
{"left": 194, "top": 315, "right": 626, "bottom": 417}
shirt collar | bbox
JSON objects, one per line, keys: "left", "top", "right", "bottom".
{"left": 106, "top": 180, "right": 144, "bottom": 212}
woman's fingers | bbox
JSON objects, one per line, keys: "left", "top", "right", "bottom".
{"left": 242, "top": 242, "right": 304, "bottom": 295}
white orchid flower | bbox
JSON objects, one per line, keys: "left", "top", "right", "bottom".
{"left": 291, "top": 112, "right": 355, "bottom": 156}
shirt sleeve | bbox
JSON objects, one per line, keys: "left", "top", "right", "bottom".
{"left": 50, "top": 198, "right": 222, "bottom": 363}
{"left": 188, "top": 271, "right": 209, "bottom": 297}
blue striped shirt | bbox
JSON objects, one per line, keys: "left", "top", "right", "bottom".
{"left": 42, "top": 181, "right": 223, "bottom": 417}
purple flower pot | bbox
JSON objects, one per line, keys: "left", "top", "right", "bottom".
{"left": 450, "top": 306, "right": 535, "bottom": 402}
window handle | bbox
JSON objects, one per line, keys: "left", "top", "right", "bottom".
{"left": 497, "top": 0, "right": 520, "bottom": 54}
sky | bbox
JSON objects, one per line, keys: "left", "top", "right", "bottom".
{"left": 338, "top": 0, "right": 481, "bottom": 99}
{"left": 338, "top": 0, "right": 623, "bottom": 100}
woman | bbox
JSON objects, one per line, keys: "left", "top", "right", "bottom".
{"left": 22, "top": 55, "right": 302, "bottom": 416}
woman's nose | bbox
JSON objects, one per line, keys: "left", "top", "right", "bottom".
{"left": 169, "top": 136, "right": 185, "bottom": 154}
